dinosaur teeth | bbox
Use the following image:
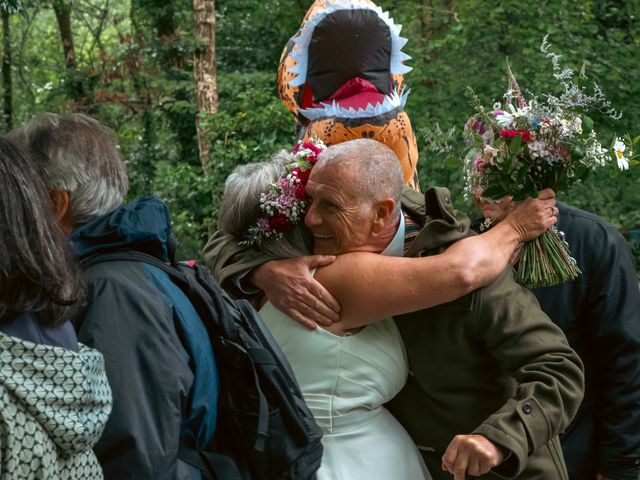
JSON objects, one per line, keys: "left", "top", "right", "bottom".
{"left": 299, "top": 87, "right": 410, "bottom": 121}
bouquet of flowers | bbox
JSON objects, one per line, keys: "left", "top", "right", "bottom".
{"left": 463, "top": 37, "right": 636, "bottom": 288}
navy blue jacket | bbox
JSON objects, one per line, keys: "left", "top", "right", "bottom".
{"left": 71, "top": 197, "right": 220, "bottom": 480}
{"left": 532, "top": 203, "right": 640, "bottom": 480}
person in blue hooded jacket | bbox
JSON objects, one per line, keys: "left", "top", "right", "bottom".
{"left": 11, "top": 113, "right": 221, "bottom": 480}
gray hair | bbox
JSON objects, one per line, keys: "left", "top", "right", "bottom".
{"left": 318, "top": 139, "right": 403, "bottom": 216}
{"left": 220, "top": 150, "right": 311, "bottom": 258}
{"left": 11, "top": 113, "right": 129, "bottom": 226}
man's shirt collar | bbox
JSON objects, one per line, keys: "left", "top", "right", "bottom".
{"left": 381, "top": 213, "right": 405, "bottom": 257}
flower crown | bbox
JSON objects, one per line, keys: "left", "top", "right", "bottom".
{"left": 242, "top": 137, "right": 327, "bottom": 246}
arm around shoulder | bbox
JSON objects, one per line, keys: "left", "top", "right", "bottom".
{"left": 202, "top": 228, "right": 273, "bottom": 298}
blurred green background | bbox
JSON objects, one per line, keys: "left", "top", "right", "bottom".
{"left": 1, "top": 0, "right": 638, "bottom": 268}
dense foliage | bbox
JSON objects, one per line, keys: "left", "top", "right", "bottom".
{"left": 2, "top": 0, "right": 639, "bottom": 269}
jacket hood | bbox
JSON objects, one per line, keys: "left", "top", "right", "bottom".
{"left": 0, "top": 333, "right": 112, "bottom": 455}
{"left": 404, "top": 186, "right": 472, "bottom": 257}
{"left": 71, "top": 196, "right": 172, "bottom": 261}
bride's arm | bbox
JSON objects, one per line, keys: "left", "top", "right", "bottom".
{"left": 315, "top": 196, "right": 557, "bottom": 330}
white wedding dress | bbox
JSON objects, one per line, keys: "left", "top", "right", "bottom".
{"left": 259, "top": 301, "right": 431, "bottom": 480}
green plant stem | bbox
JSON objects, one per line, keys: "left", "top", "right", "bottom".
{"left": 516, "top": 226, "right": 582, "bottom": 288}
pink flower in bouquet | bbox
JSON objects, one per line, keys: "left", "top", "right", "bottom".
{"left": 302, "top": 141, "right": 324, "bottom": 156}
{"left": 257, "top": 217, "right": 270, "bottom": 233}
{"left": 293, "top": 183, "right": 307, "bottom": 200}
{"left": 556, "top": 145, "right": 571, "bottom": 162}
{"left": 295, "top": 167, "right": 312, "bottom": 184}
{"left": 466, "top": 117, "right": 488, "bottom": 136}
{"left": 474, "top": 153, "right": 486, "bottom": 171}
{"left": 268, "top": 213, "right": 290, "bottom": 231}
{"left": 293, "top": 141, "right": 323, "bottom": 163}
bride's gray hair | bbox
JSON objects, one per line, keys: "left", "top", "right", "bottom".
{"left": 220, "top": 150, "right": 312, "bottom": 258}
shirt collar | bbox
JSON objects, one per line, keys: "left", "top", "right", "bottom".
{"left": 381, "top": 213, "right": 405, "bottom": 257}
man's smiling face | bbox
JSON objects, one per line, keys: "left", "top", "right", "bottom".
{"left": 304, "top": 161, "right": 376, "bottom": 255}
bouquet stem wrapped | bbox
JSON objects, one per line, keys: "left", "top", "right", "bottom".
{"left": 516, "top": 227, "right": 580, "bottom": 288}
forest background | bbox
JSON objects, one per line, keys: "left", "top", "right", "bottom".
{"left": 1, "top": 0, "right": 639, "bottom": 271}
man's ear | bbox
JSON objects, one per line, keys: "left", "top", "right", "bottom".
{"left": 50, "top": 189, "right": 70, "bottom": 221}
{"left": 49, "top": 189, "right": 74, "bottom": 234}
{"left": 371, "top": 198, "right": 396, "bottom": 233}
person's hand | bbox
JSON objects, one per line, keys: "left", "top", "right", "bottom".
{"left": 503, "top": 188, "right": 558, "bottom": 243}
{"left": 595, "top": 474, "right": 613, "bottom": 480}
{"left": 249, "top": 256, "right": 341, "bottom": 329}
{"left": 441, "top": 434, "right": 504, "bottom": 480}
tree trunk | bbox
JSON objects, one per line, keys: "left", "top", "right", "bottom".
{"left": 52, "top": 0, "right": 84, "bottom": 102}
{"left": 2, "top": 9, "right": 12, "bottom": 130}
{"left": 192, "top": 0, "right": 217, "bottom": 175}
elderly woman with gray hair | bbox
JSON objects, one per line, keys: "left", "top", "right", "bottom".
{"left": 217, "top": 142, "right": 558, "bottom": 480}
{"left": 0, "top": 136, "right": 112, "bottom": 479}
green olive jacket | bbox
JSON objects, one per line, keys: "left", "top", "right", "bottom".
{"left": 389, "top": 187, "right": 585, "bottom": 479}
{"left": 203, "top": 186, "right": 585, "bottom": 479}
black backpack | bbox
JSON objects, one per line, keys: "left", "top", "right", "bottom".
{"left": 81, "top": 251, "right": 323, "bottom": 480}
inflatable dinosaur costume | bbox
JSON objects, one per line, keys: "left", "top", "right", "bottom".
{"left": 278, "top": 0, "right": 420, "bottom": 189}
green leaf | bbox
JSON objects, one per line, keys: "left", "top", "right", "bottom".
{"left": 512, "top": 191, "right": 529, "bottom": 202}
{"left": 575, "top": 165, "right": 590, "bottom": 181}
{"left": 571, "top": 145, "right": 584, "bottom": 161}
{"left": 517, "top": 164, "right": 530, "bottom": 183}
{"left": 504, "top": 157, "right": 514, "bottom": 174}
{"left": 482, "top": 185, "right": 509, "bottom": 200}
{"left": 582, "top": 116, "right": 594, "bottom": 133}
{"left": 510, "top": 135, "right": 522, "bottom": 155}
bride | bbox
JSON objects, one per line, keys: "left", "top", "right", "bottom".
{"left": 217, "top": 140, "right": 557, "bottom": 479}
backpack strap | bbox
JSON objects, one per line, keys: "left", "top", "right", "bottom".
{"left": 81, "top": 250, "right": 182, "bottom": 277}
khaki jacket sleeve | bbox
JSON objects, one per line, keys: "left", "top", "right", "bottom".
{"left": 470, "top": 268, "right": 585, "bottom": 477}
{"left": 201, "top": 229, "right": 274, "bottom": 299}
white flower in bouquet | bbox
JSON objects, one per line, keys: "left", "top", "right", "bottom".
{"left": 613, "top": 138, "right": 629, "bottom": 170}
{"left": 527, "top": 140, "right": 551, "bottom": 159}
{"left": 584, "top": 134, "right": 608, "bottom": 166}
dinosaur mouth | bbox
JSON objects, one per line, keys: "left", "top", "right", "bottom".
{"left": 299, "top": 77, "right": 408, "bottom": 120}
{"left": 287, "top": 3, "right": 411, "bottom": 121}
